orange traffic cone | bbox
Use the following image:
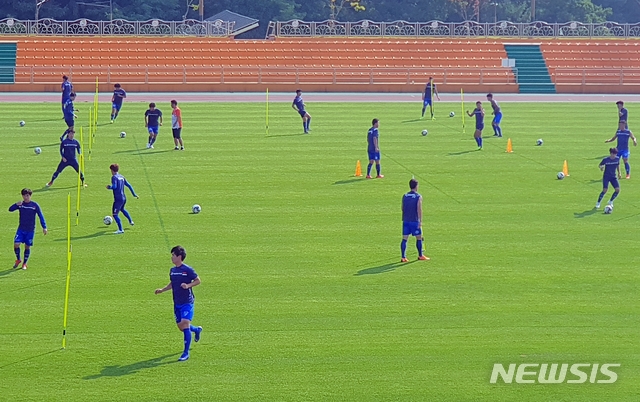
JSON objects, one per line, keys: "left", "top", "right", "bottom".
{"left": 355, "top": 160, "right": 362, "bottom": 177}
{"left": 562, "top": 160, "right": 570, "bottom": 177}
{"left": 506, "top": 138, "right": 513, "bottom": 153}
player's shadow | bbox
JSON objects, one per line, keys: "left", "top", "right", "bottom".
{"left": 586, "top": 180, "right": 601, "bottom": 184}
{"left": 26, "top": 142, "right": 58, "bottom": 149}
{"left": 136, "top": 150, "right": 173, "bottom": 155}
{"left": 574, "top": 208, "right": 599, "bottom": 218}
{"left": 401, "top": 118, "right": 423, "bottom": 123}
{"left": 33, "top": 185, "right": 76, "bottom": 193}
{"left": 448, "top": 149, "right": 478, "bottom": 156}
{"left": 53, "top": 231, "right": 109, "bottom": 241}
{"left": 267, "top": 133, "right": 306, "bottom": 138}
{"left": 112, "top": 149, "right": 140, "bottom": 154}
{"left": 0, "top": 268, "right": 18, "bottom": 278}
{"left": 354, "top": 260, "right": 416, "bottom": 276}
{"left": 83, "top": 353, "right": 179, "bottom": 380}
{"left": 333, "top": 178, "right": 365, "bottom": 185}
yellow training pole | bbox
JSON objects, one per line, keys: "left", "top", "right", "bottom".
{"left": 265, "top": 88, "right": 269, "bottom": 136}
{"left": 62, "top": 193, "right": 72, "bottom": 349}
{"left": 87, "top": 109, "right": 92, "bottom": 160}
{"left": 431, "top": 81, "right": 435, "bottom": 120}
{"left": 461, "top": 88, "right": 466, "bottom": 134}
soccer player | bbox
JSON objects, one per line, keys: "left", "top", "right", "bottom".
{"left": 401, "top": 179, "right": 429, "bottom": 262}
{"left": 145, "top": 102, "right": 163, "bottom": 149}
{"left": 486, "top": 93, "right": 503, "bottom": 137}
{"left": 605, "top": 128, "right": 637, "bottom": 179}
{"left": 61, "top": 75, "right": 73, "bottom": 115}
{"left": 421, "top": 77, "right": 440, "bottom": 119}
{"left": 46, "top": 129, "right": 85, "bottom": 187}
{"left": 596, "top": 147, "right": 622, "bottom": 209}
{"left": 63, "top": 92, "right": 77, "bottom": 132}
{"left": 155, "top": 245, "right": 203, "bottom": 362}
{"left": 106, "top": 163, "right": 138, "bottom": 234}
{"left": 171, "top": 100, "right": 184, "bottom": 150}
{"left": 9, "top": 188, "right": 47, "bottom": 270}
{"left": 110, "top": 83, "right": 127, "bottom": 123}
{"left": 467, "top": 101, "right": 485, "bottom": 150}
{"left": 292, "top": 89, "right": 311, "bottom": 134}
{"left": 366, "top": 118, "right": 383, "bottom": 179}
{"left": 617, "top": 101, "right": 628, "bottom": 130}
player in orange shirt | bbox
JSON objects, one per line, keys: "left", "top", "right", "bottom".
{"left": 171, "top": 100, "right": 184, "bottom": 150}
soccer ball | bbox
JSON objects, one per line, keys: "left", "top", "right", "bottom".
{"left": 120, "top": 131, "right": 126, "bottom": 138}
{"left": 192, "top": 204, "right": 201, "bottom": 214}
{"left": 557, "top": 172, "right": 565, "bottom": 180}
{"left": 421, "top": 129, "right": 428, "bottom": 136}
{"left": 19, "top": 120, "right": 25, "bottom": 127}
{"left": 34, "top": 147, "right": 41, "bottom": 155}
{"left": 103, "top": 216, "right": 113, "bottom": 225}
{"left": 536, "top": 139, "right": 544, "bottom": 146}
{"left": 449, "top": 112, "right": 455, "bottom": 117}
{"left": 604, "top": 204, "right": 613, "bottom": 214}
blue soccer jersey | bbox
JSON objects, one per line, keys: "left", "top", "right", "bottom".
{"left": 169, "top": 264, "right": 198, "bottom": 305}
{"left": 145, "top": 109, "right": 162, "bottom": 127}
{"left": 112, "top": 88, "right": 126, "bottom": 105}
{"left": 9, "top": 201, "right": 46, "bottom": 232}
{"left": 293, "top": 95, "right": 305, "bottom": 112}
{"left": 367, "top": 127, "right": 379, "bottom": 153}
{"left": 109, "top": 173, "right": 137, "bottom": 201}
{"left": 63, "top": 99, "right": 75, "bottom": 120}
{"left": 620, "top": 108, "right": 628, "bottom": 123}
{"left": 601, "top": 156, "right": 620, "bottom": 177}
{"left": 474, "top": 108, "right": 484, "bottom": 128}
{"left": 402, "top": 191, "right": 421, "bottom": 222}
{"left": 60, "top": 138, "right": 81, "bottom": 161}
{"left": 424, "top": 83, "right": 435, "bottom": 100}
{"left": 616, "top": 129, "right": 631, "bottom": 151}
{"left": 61, "top": 81, "right": 73, "bottom": 101}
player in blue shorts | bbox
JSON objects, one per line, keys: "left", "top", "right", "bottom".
{"left": 145, "top": 102, "right": 163, "bottom": 149}
{"left": 596, "top": 148, "right": 621, "bottom": 209}
{"left": 401, "top": 179, "right": 429, "bottom": 262}
{"left": 155, "top": 245, "right": 203, "bottom": 362}
{"left": 616, "top": 101, "right": 628, "bottom": 130}
{"left": 9, "top": 188, "right": 47, "bottom": 270}
{"left": 106, "top": 163, "right": 138, "bottom": 234}
{"left": 61, "top": 75, "right": 73, "bottom": 116}
{"left": 467, "top": 101, "right": 485, "bottom": 150}
{"left": 110, "top": 83, "right": 127, "bottom": 123}
{"left": 421, "top": 77, "right": 440, "bottom": 120}
{"left": 366, "top": 118, "right": 383, "bottom": 179}
{"left": 606, "top": 128, "right": 637, "bottom": 179}
{"left": 486, "top": 93, "right": 503, "bottom": 137}
{"left": 292, "top": 89, "right": 311, "bottom": 134}
{"left": 46, "top": 129, "right": 85, "bottom": 187}
{"left": 63, "top": 92, "right": 77, "bottom": 133}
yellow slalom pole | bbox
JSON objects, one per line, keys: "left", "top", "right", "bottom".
{"left": 431, "top": 81, "right": 435, "bottom": 120}
{"left": 265, "top": 88, "right": 269, "bottom": 136}
{"left": 62, "top": 192, "right": 72, "bottom": 349}
{"left": 461, "top": 88, "right": 466, "bottom": 134}
{"left": 88, "top": 109, "right": 92, "bottom": 160}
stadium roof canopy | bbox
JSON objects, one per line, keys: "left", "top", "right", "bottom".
{"left": 205, "top": 10, "right": 259, "bottom": 37}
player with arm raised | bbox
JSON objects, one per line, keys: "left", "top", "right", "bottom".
{"left": 605, "top": 128, "right": 637, "bottom": 179}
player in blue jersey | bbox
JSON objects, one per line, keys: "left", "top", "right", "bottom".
{"left": 606, "top": 128, "right": 637, "bottom": 179}
{"left": 616, "top": 101, "right": 628, "bottom": 130}
{"left": 366, "top": 118, "right": 383, "bottom": 179}
{"left": 155, "top": 245, "right": 203, "bottom": 362}
{"left": 63, "top": 92, "right": 77, "bottom": 132}
{"left": 110, "top": 83, "right": 127, "bottom": 123}
{"left": 61, "top": 75, "right": 73, "bottom": 115}
{"left": 401, "top": 179, "right": 430, "bottom": 262}
{"left": 145, "top": 103, "right": 163, "bottom": 149}
{"left": 9, "top": 188, "right": 47, "bottom": 270}
{"left": 46, "top": 129, "right": 85, "bottom": 187}
{"left": 421, "top": 77, "right": 440, "bottom": 120}
{"left": 106, "top": 163, "right": 138, "bottom": 234}
{"left": 292, "top": 89, "right": 311, "bottom": 134}
{"left": 596, "top": 148, "right": 622, "bottom": 209}
{"left": 486, "top": 93, "right": 503, "bottom": 137}
{"left": 467, "top": 101, "right": 485, "bottom": 150}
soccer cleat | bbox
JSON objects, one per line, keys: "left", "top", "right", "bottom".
{"left": 365, "top": 175, "right": 372, "bottom": 179}
{"left": 146, "top": 143, "right": 151, "bottom": 149}
{"left": 595, "top": 202, "right": 601, "bottom": 209}
{"left": 21, "top": 264, "right": 27, "bottom": 270}
{"left": 13, "top": 260, "right": 21, "bottom": 269}
{"left": 626, "top": 174, "right": 630, "bottom": 179}
{"left": 149, "top": 145, "right": 154, "bottom": 149}
{"left": 114, "top": 230, "right": 124, "bottom": 234}
{"left": 608, "top": 201, "right": 614, "bottom": 207}
{"left": 493, "top": 134, "right": 500, "bottom": 137}
{"left": 401, "top": 257, "right": 409, "bottom": 262}
{"left": 376, "top": 175, "right": 384, "bottom": 178}
{"left": 45, "top": 181, "right": 52, "bottom": 187}
{"left": 194, "top": 326, "right": 203, "bottom": 342}
{"left": 129, "top": 221, "right": 134, "bottom": 226}
{"left": 418, "top": 255, "right": 430, "bottom": 261}
{"left": 174, "top": 146, "right": 179, "bottom": 150}
{"left": 178, "top": 352, "right": 190, "bottom": 361}
{"left": 180, "top": 147, "right": 184, "bottom": 150}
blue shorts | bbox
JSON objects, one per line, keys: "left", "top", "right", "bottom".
{"left": 476, "top": 123, "right": 484, "bottom": 131}
{"left": 423, "top": 99, "right": 433, "bottom": 107}
{"left": 112, "top": 102, "right": 123, "bottom": 111}
{"left": 148, "top": 126, "right": 159, "bottom": 135}
{"left": 174, "top": 303, "right": 194, "bottom": 323}
{"left": 297, "top": 110, "right": 307, "bottom": 118}
{"left": 112, "top": 199, "right": 126, "bottom": 215}
{"left": 603, "top": 176, "right": 620, "bottom": 189}
{"left": 402, "top": 222, "right": 422, "bottom": 237}
{"left": 619, "top": 149, "right": 630, "bottom": 159}
{"left": 368, "top": 151, "right": 380, "bottom": 161}
{"left": 56, "top": 159, "right": 80, "bottom": 174}
{"left": 493, "top": 112, "right": 503, "bottom": 124}
{"left": 65, "top": 118, "right": 74, "bottom": 128}
{"left": 14, "top": 230, "right": 35, "bottom": 246}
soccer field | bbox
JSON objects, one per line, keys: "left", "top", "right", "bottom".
{"left": 0, "top": 100, "right": 639, "bottom": 401}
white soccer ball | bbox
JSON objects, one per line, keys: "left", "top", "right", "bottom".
{"left": 120, "top": 131, "right": 126, "bottom": 138}
{"left": 103, "top": 216, "right": 113, "bottom": 225}
{"left": 34, "top": 147, "right": 41, "bottom": 155}
{"left": 192, "top": 204, "right": 201, "bottom": 214}
{"left": 19, "top": 120, "right": 25, "bottom": 127}
{"left": 557, "top": 172, "right": 565, "bottom": 180}
{"left": 449, "top": 111, "right": 455, "bottom": 117}
{"left": 536, "top": 139, "right": 544, "bottom": 146}
{"left": 604, "top": 204, "right": 613, "bottom": 214}
{"left": 421, "top": 129, "right": 428, "bottom": 136}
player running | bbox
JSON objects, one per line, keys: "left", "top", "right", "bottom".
{"left": 9, "top": 188, "right": 47, "bottom": 270}
{"left": 605, "top": 128, "right": 637, "bottom": 179}
{"left": 596, "top": 147, "right": 622, "bottom": 209}
{"left": 486, "top": 93, "right": 503, "bottom": 137}
{"left": 106, "top": 163, "right": 138, "bottom": 234}
{"left": 171, "top": 100, "right": 184, "bottom": 150}
{"left": 616, "top": 101, "right": 628, "bottom": 130}
{"left": 292, "top": 89, "right": 311, "bottom": 134}
{"left": 366, "top": 118, "right": 383, "bottom": 179}
{"left": 61, "top": 75, "right": 73, "bottom": 116}
{"left": 401, "top": 179, "right": 429, "bottom": 262}
{"left": 421, "top": 77, "right": 440, "bottom": 120}
{"left": 46, "top": 129, "right": 85, "bottom": 187}
{"left": 110, "top": 83, "right": 127, "bottom": 123}
{"left": 467, "top": 101, "right": 485, "bottom": 150}
{"left": 155, "top": 245, "right": 203, "bottom": 362}
{"left": 63, "top": 92, "right": 77, "bottom": 133}
{"left": 145, "top": 102, "right": 163, "bottom": 149}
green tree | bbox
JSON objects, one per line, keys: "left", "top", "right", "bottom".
{"left": 535, "top": 0, "right": 612, "bottom": 22}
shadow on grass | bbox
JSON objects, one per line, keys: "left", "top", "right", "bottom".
{"left": 26, "top": 142, "right": 59, "bottom": 149}
{"left": 0, "top": 268, "right": 18, "bottom": 278}
{"left": 32, "top": 185, "right": 76, "bottom": 193}
{"left": 333, "top": 178, "right": 365, "bottom": 185}
{"left": 266, "top": 133, "right": 306, "bottom": 138}
{"left": 113, "top": 149, "right": 173, "bottom": 155}
{"left": 53, "top": 231, "right": 109, "bottom": 242}
{"left": 0, "top": 349, "right": 58, "bottom": 369}
{"left": 574, "top": 208, "right": 599, "bottom": 218}
{"left": 448, "top": 149, "right": 478, "bottom": 156}
{"left": 586, "top": 180, "right": 602, "bottom": 184}
{"left": 83, "top": 353, "right": 179, "bottom": 379}
{"left": 401, "top": 118, "right": 424, "bottom": 124}
{"left": 354, "top": 260, "right": 416, "bottom": 276}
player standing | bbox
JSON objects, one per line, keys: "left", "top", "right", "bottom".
{"left": 155, "top": 245, "right": 203, "bottom": 362}
{"left": 106, "top": 163, "right": 138, "bottom": 234}
{"left": 366, "top": 118, "right": 383, "bottom": 179}
{"left": 9, "top": 188, "right": 47, "bottom": 270}
{"left": 63, "top": 92, "right": 77, "bottom": 133}
{"left": 401, "top": 179, "right": 429, "bottom": 262}
{"left": 596, "top": 148, "right": 622, "bottom": 209}
{"left": 486, "top": 93, "right": 503, "bottom": 137}
{"left": 467, "top": 101, "right": 485, "bottom": 150}
{"left": 421, "top": 77, "right": 440, "bottom": 120}
{"left": 171, "top": 100, "right": 184, "bottom": 150}
{"left": 605, "top": 128, "right": 637, "bottom": 179}
{"left": 145, "top": 103, "right": 163, "bottom": 149}
{"left": 61, "top": 75, "right": 73, "bottom": 115}
{"left": 292, "top": 89, "right": 311, "bottom": 134}
{"left": 616, "top": 101, "right": 628, "bottom": 130}
{"left": 110, "top": 83, "right": 127, "bottom": 123}
{"left": 46, "top": 129, "right": 85, "bottom": 187}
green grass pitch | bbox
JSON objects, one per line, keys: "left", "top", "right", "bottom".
{"left": 0, "top": 100, "right": 639, "bottom": 401}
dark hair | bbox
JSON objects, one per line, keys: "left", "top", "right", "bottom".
{"left": 171, "top": 245, "right": 187, "bottom": 261}
{"left": 487, "top": 93, "right": 493, "bottom": 98}
{"left": 429, "top": 76, "right": 433, "bottom": 80}
{"left": 149, "top": 102, "right": 156, "bottom": 108}
{"left": 62, "top": 75, "right": 68, "bottom": 80}
{"left": 171, "top": 99, "right": 177, "bottom": 105}
{"left": 476, "top": 101, "right": 482, "bottom": 105}
{"left": 372, "top": 118, "right": 379, "bottom": 125}
{"left": 296, "top": 89, "right": 301, "bottom": 94}
{"left": 610, "top": 147, "right": 618, "bottom": 154}
{"left": 616, "top": 101, "right": 624, "bottom": 106}
{"left": 21, "top": 188, "right": 32, "bottom": 196}
{"left": 114, "top": 83, "right": 121, "bottom": 88}
{"left": 110, "top": 163, "right": 119, "bottom": 172}
{"left": 69, "top": 92, "right": 76, "bottom": 97}
{"left": 409, "top": 179, "right": 418, "bottom": 190}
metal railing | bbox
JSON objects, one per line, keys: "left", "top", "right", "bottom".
{"left": 552, "top": 68, "right": 640, "bottom": 85}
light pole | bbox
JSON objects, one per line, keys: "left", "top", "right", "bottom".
{"left": 491, "top": 2, "right": 498, "bottom": 23}
{"left": 531, "top": 0, "right": 536, "bottom": 21}
{"left": 35, "top": 0, "right": 50, "bottom": 34}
